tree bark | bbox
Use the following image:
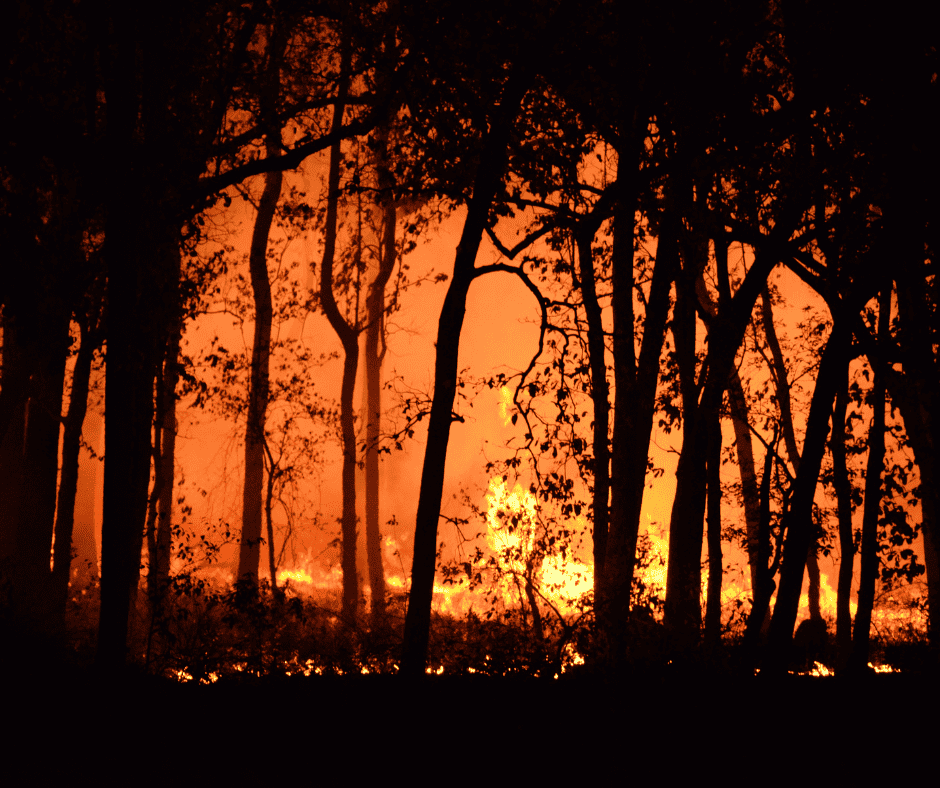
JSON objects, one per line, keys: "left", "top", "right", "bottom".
{"left": 575, "top": 226, "right": 610, "bottom": 617}
{"left": 318, "top": 28, "right": 362, "bottom": 621}
{"left": 761, "top": 288, "right": 823, "bottom": 623}
{"left": 848, "top": 286, "right": 891, "bottom": 671}
{"left": 726, "top": 371, "right": 762, "bottom": 600}
{"left": 830, "top": 380, "right": 854, "bottom": 663}
{"left": 763, "top": 319, "right": 852, "bottom": 674}
{"left": 601, "top": 203, "right": 675, "bottom": 668}
{"left": 51, "top": 316, "right": 101, "bottom": 633}
{"left": 363, "top": 124, "right": 397, "bottom": 626}
{"left": 97, "top": 12, "right": 171, "bottom": 669}
{"left": 663, "top": 243, "right": 777, "bottom": 651}
{"left": 238, "top": 135, "right": 282, "bottom": 586}
{"left": 704, "top": 409, "right": 723, "bottom": 648}
{"left": 742, "top": 424, "right": 779, "bottom": 660}
{"left": 664, "top": 227, "right": 705, "bottom": 648}
{"left": 400, "top": 70, "right": 530, "bottom": 676}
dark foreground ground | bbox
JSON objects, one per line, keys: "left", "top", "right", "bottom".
{"left": 10, "top": 663, "right": 938, "bottom": 781}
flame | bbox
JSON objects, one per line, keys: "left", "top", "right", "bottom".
{"left": 484, "top": 476, "right": 593, "bottom": 613}
{"left": 277, "top": 568, "right": 314, "bottom": 586}
{"left": 497, "top": 386, "right": 514, "bottom": 427}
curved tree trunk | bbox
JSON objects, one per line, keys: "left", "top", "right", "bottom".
{"left": 318, "top": 28, "right": 361, "bottom": 621}
{"left": 238, "top": 25, "right": 285, "bottom": 588}
{"left": 400, "top": 70, "right": 531, "bottom": 676}
{"left": 238, "top": 143, "right": 282, "bottom": 586}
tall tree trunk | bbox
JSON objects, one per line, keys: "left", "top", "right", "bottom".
{"left": 318, "top": 29, "right": 361, "bottom": 621}
{"left": 264, "top": 450, "right": 279, "bottom": 596}
{"left": 363, "top": 125, "right": 397, "bottom": 626}
{"left": 400, "top": 70, "right": 530, "bottom": 676}
{"left": 97, "top": 9, "right": 162, "bottom": 671}
{"left": 238, "top": 21, "right": 285, "bottom": 589}
{"left": 238, "top": 135, "right": 282, "bottom": 586}
{"left": 704, "top": 410, "right": 723, "bottom": 648}
{"left": 761, "top": 288, "right": 823, "bottom": 623}
{"left": 601, "top": 204, "right": 675, "bottom": 668}
{"left": 663, "top": 243, "right": 777, "bottom": 651}
{"left": 830, "top": 380, "right": 855, "bottom": 663}
{"left": 696, "top": 249, "right": 762, "bottom": 637}
{"left": 763, "top": 319, "right": 852, "bottom": 674}
{"left": 575, "top": 225, "right": 610, "bottom": 625}
{"left": 154, "top": 312, "right": 180, "bottom": 595}
{"left": 51, "top": 317, "right": 101, "bottom": 633}
{"left": 72, "top": 408, "right": 102, "bottom": 591}
{"left": 146, "top": 290, "right": 180, "bottom": 618}
{"left": 726, "top": 371, "right": 762, "bottom": 602}
{"left": 664, "top": 228, "right": 705, "bottom": 649}
{"left": 848, "top": 286, "right": 891, "bottom": 671}
{"left": 742, "top": 426, "right": 779, "bottom": 660}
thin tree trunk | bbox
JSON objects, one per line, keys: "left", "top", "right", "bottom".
{"left": 602, "top": 204, "right": 675, "bottom": 668}
{"left": 51, "top": 317, "right": 101, "bottom": 632}
{"left": 742, "top": 427, "right": 778, "bottom": 659}
{"left": 663, "top": 244, "right": 777, "bottom": 650}
{"left": 704, "top": 410, "right": 723, "bottom": 648}
{"left": 664, "top": 228, "right": 704, "bottom": 649}
{"left": 763, "top": 319, "right": 852, "bottom": 674}
{"left": 72, "top": 408, "right": 102, "bottom": 590}
{"left": 400, "top": 70, "right": 531, "bottom": 676}
{"left": 154, "top": 315, "right": 179, "bottom": 592}
{"left": 363, "top": 128, "right": 397, "bottom": 625}
{"left": 238, "top": 25, "right": 285, "bottom": 587}
{"left": 318, "top": 29, "right": 362, "bottom": 621}
{"left": 264, "top": 455, "right": 279, "bottom": 596}
{"left": 146, "top": 293, "right": 180, "bottom": 619}
{"left": 726, "top": 371, "right": 762, "bottom": 600}
{"left": 238, "top": 139, "right": 282, "bottom": 586}
{"left": 575, "top": 226, "right": 610, "bottom": 621}
{"left": 848, "top": 286, "right": 891, "bottom": 670}
{"left": 761, "top": 288, "right": 823, "bottom": 622}
{"left": 830, "top": 380, "right": 854, "bottom": 663}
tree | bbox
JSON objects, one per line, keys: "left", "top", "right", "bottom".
{"left": 399, "top": 0, "right": 580, "bottom": 675}
{"left": 237, "top": 21, "right": 286, "bottom": 588}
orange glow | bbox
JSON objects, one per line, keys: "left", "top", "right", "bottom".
{"left": 485, "top": 476, "right": 593, "bottom": 613}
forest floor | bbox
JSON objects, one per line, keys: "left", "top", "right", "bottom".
{"left": 10, "top": 581, "right": 936, "bottom": 777}
{"left": 13, "top": 663, "right": 939, "bottom": 780}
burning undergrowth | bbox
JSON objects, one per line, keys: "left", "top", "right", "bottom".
{"left": 51, "top": 558, "right": 928, "bottom": 681}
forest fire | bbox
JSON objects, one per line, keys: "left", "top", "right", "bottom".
{"left": 4, "top": 1, "right": 936, "bottom": 694}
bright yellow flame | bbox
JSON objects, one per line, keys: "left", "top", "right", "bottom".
{"left": 277, "top": 568, "right": 314, "bottom": 586}
{"left": 484, "top": 476, "right": 593, "bottom": 614}
{"left": 497, "top": 386, "right": 514, "bottom": 427}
